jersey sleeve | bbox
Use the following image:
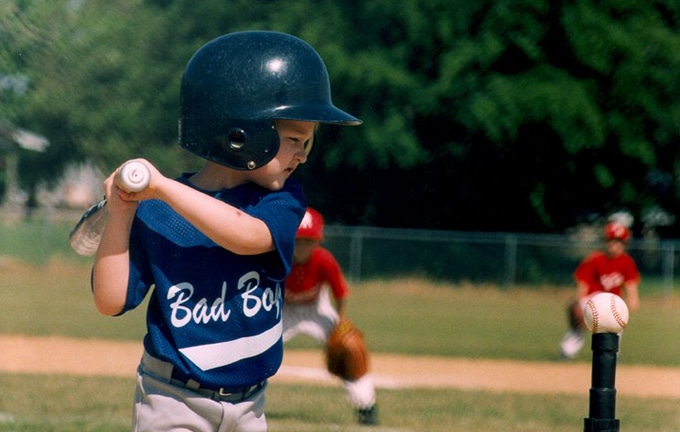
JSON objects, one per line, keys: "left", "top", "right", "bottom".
{"left": 317, "top": 247, "right": 350, "bottom": 300}
{"left": 622, "top": 255, "right": 641, "bottom": 283}
{"left": 249, "top": 179, "right": 306, "bottom": 281}
{"left": 573, "top": 251, "right": 599, "bottom": 285}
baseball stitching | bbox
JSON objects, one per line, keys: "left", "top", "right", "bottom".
{"left": 588, "top": 301, "right": 599, "bottom": 333}
{"left": 610, "top": 295, "right": 627, "bottom": 330}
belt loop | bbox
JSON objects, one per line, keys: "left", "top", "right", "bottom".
{"left": 186, "top": 379, "right": 201, "bottom": 391}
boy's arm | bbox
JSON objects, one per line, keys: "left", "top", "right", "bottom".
{"left": 92, "top": 172, "right": 137, "bottom": 316}
{"left": 156, "top": 180, "right": 274, "bottom": 255}
{"left": 576, "top": 280, "right": 590, "bottom": 299}
{"left": 334, "top": 297, "right": 347, "bottom": 319}
{"left": 121, "top": 160, "right": 275, "bottom": 256}
{"left": 624, "top": 280, "right": 640, "bottom": 312}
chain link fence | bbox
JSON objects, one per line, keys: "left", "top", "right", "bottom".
{"left": 4, "top": 211, "right": 677, "bottom": 294}
{"left": 323, "top": 225, "right": 678, "bottom": 294}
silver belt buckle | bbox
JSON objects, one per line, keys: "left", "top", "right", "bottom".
{"left": 218, "top": 388, "right": 236, "bottom": 397}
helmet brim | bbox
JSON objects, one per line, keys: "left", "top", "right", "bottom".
{"left": 271, "top": 104, "right": 362, "bottom": 126}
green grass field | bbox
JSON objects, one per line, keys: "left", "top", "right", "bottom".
{"left": 3, "top": 259, "right": 680, "bottom": 365}
{"left": 1, "top": 373, "right": 679, "bottom": 432}
{"left": 0, "top": 220, "right": 679, "bottom": 430}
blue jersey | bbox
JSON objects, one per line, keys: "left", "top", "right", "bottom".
{"left": 119, "top": 174, "right": 306, "bottom": 388}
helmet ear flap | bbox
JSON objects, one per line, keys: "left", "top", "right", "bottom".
{"left": 226, "top": 129, "right": 246, "bottom": 151}
{"left": 213, "top": 121, "right": 280, "bottom": 170}
{"left": 181, "top": 118, "right": 280, "bottom": 170}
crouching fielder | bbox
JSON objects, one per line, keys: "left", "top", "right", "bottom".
{"left": 559, "top": 221, "right": 641, "bottom": 360}
{"left": 282, "top": 208, "right": 378, "bottom": 426}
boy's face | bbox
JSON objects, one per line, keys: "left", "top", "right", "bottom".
{"left": 293, "top": 238, "right": 319, "bottom": 264}
{"left": 606, "top": 239, "right": 626, "bottom": 257}
{"left": 248, "top": 119, "right": 315, "bottom": 191}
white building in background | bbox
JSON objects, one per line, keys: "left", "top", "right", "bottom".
{"left": 37, "top": 162, "right": 102, "bottom": 210}
{"left": 0, "top": 119, "right": 49, "bottom": 209}
{"left": 0, "top": 119, "right": 103, "bottom": 213}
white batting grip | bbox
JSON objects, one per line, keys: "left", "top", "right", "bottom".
{"left": 117, "top": 161, "right": 150, "bottom": 193}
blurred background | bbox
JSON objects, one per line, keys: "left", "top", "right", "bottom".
{"left": 1, "top": 0, "right": 679, "bottom": 270}
{"left": 1, "top": 5, "right": 680, "bottom": 429}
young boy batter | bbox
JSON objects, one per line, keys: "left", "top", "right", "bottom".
{"left": 91, "top": 31, "right": 361, "bottom": 431}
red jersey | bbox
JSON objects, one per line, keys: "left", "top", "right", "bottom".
{"left": 285, "top": 246, "right": 350, "bottom": 304}
{"left": 574, "top": 250, "right": 640, "bottom": 297}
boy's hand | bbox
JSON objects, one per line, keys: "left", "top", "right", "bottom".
{"left": 116, "top": 160, "right": 150, "bottom": 193}
{"left": 113, "top": 158, "right": 165, "bottom": 202}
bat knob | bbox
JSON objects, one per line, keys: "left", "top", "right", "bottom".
{"left": 118, "top": 161, "right": 150, "bottom": 193}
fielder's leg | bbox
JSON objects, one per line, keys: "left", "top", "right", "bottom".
{"left": 560, "top": 330, "right": 586, "bottom": 360}
{"left": 316, "top": 288, "right": 379, "bottom": 425}
{"left": 344, "top": 375, "right": 378, "bottom": 425}
{"left": 560, "top": 299, "right": 587, "bottom": 359}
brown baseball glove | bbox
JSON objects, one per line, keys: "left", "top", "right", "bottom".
{"left": 567, "top": 299, "right": 586, "bottom": 331}
{"left": 325, "top": 318, "right": 369, "bottom": 381}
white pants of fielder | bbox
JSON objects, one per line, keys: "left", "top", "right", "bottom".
{"left": 282, "top": 287, "right": 376, "bottom": 410}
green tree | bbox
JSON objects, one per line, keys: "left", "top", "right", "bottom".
{"left": 2, "top": 0, "right": 679, "bottom": 235}
{"left": 298, "top": 0, "right": 680, "bottom": 232}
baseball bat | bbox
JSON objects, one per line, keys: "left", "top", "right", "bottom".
{"left": 68, "top": 160, "right": 150, "bottom": 256}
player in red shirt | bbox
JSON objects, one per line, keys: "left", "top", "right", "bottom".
{"left": 559, "top": 221, "right": 641, "bottom": 359}
{"left": 282, "top": 208, "right": 378, "bottom": 425}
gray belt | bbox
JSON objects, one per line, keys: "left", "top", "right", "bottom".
{"left": 141, "top": 351, "right": 266, "bottom": 403}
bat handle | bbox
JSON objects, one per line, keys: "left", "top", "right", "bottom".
{"left": 117, "top": 160, "right": 150, "bottom": 193}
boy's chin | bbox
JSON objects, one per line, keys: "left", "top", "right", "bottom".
{"left": 255, "top": 179, "right": 285, "bottom": 191}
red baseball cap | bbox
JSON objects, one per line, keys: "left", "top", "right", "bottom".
{"left": 604, "top": 222, "right": 631, "bottom": 242}
{"left": 296, "top": 207, "right": 324, "bottom": 240}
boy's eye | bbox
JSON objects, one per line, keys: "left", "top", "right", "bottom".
{"left": 303, "top": 136, "right": 314, "bottom": 155}
{"left": 288, "top": 137, "right": 302, "bottom": 147}
{"left": 287, "top": 137, "right": 313, "bottom": 154}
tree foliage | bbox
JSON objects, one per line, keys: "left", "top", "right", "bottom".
{"left": 1, "top": 0, "right": 679, "bottom": 234}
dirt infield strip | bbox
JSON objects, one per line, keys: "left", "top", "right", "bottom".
{"left": 1, "top": 334, "right": 679, "bottom": 399}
